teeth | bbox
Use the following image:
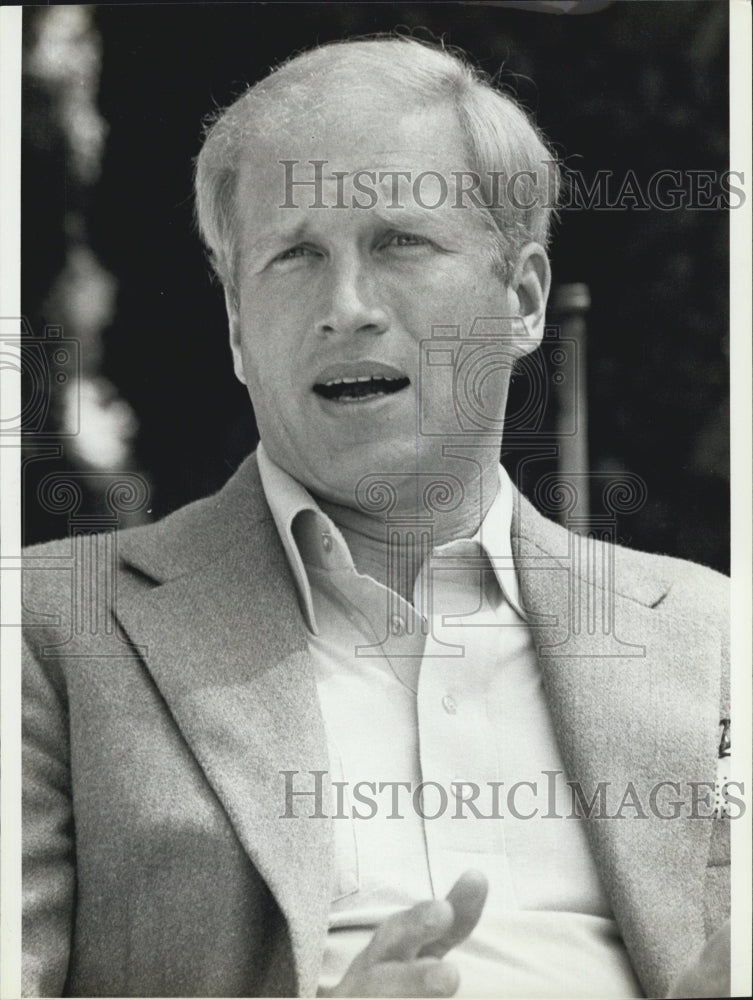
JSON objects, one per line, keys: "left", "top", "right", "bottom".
{"left": 324, "top": 375, "right": 400, "bottom": 386}
{"left": 339, "top": 390, "right": 387, "bottom": 402}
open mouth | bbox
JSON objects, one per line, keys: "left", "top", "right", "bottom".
{"left": 313, "top": 374, "right": 410, "bottom": 403}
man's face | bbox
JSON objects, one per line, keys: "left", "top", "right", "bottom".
{"left": 227, "top": 98, "right": 538, "bottom": 505}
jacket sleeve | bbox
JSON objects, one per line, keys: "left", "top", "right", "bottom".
{"left": 22, "top": 633, "right": 75, "bottom": 998}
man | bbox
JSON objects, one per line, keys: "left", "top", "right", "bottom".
{"left": 23, "top": 37, "right": 730, "bottom": 998}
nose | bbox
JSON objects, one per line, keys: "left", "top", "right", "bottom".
{"left": 314, "top": 259, "right": 389, "bottom": 339}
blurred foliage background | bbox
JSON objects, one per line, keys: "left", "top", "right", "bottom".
{"left": 22, "top": 1, "right": 730, "bottom": 572}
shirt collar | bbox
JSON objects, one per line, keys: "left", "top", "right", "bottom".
{"left": 257, "top": 442, "right": 525, "bottom": 633}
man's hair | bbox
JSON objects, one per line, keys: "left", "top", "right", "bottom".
{"left": 194, "top": 36, "right": 561, "bottom": 303}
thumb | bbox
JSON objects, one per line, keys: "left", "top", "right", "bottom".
{"left": 419, "top": 870, "right": 489, "bottom": 959}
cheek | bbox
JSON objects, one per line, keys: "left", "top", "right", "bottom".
{"left": 239, "top": 276, "right": 300, "bottom": 329}
{"left": 232, "top": 330, "right": 276, "bottom": 407}
{"left": 237, "top": 325, "right": 304, "bottom": 418}
{"left": 401, "top": 284, "right": 502, "bottom": 341}
{"left": 421, "top": 258, "right": 503, "bottom": 305}
{"left": 238, "top": 284, "right": 312, "bottom": 358}
{"left": 392, "top": 270, "right": 470, "bottom": 323}
{"left": 242, "top": 346, "right": 289, "bottom": 401}
{"left": 237, "top": 304, "right": 285, "bottom": 367}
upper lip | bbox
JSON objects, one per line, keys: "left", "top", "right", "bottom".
{"left": 312, "top": 361, "right": 410, "bottom": 387}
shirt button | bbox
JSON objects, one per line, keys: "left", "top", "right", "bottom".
{"left": 321, "top": 532, "right": 333, "bottom": 553}
{"left": 391, "top": 614, "right": 406, "bottom": 636}
{"left": 442, "top": 694, "right": 457, "bottom": 715}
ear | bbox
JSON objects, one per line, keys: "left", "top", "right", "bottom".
{"left": 224, "top": 287, "right": 247, "bottom": 385}
{"left": 507, "top": 242, "right": 551, "bottom": 355}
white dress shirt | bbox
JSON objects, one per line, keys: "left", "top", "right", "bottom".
{"left": 258, "top": 444, "right": 643, "bottom": 998}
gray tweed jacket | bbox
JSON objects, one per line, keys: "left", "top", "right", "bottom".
{"left": 22, "top": 452, "right": 730, "bottom": 998}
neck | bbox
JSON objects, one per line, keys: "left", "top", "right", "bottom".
{"left": 316, "top": 454, "right": 501, "bottom": 603}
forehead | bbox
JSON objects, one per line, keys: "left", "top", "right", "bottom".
{"left": 246, "top": 94, "right": 469, "bottom": 166}
{"left": 234, "top": 101, "right": 476, "bottom": 228}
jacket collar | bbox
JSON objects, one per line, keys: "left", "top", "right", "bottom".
{"left": 119, "top": 451, "right": 673, "bottom": 609}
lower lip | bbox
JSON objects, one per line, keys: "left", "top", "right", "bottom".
{"left": 313, "top": 386, "right": 409, "bottom": 413}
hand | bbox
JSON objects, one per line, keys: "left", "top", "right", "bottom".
{"left": 666, "top": 920, "right": 730, "bottom": 998}
{"left": 324, "top": 869, "right": 489, "bottom": 997}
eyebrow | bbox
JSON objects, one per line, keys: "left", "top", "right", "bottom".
{"left": 246, "top": 199, "right": 479, "bottom": 263}
{"left": 247, "top": 222, "right": 310, "bottom": 260}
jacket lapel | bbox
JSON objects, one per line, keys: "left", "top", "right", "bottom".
{"left": 513, "top": 492, "right": 721, "bottom": 999}
{"left": 113, "top": 456, "right": 332, "bottom": 996}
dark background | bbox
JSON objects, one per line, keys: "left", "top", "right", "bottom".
{"left": 21, "top": 1, "right": 730, "bottom": 572}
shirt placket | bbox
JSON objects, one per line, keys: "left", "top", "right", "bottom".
{"left": 415, "top": 546, "right": 518, "bottom": 912}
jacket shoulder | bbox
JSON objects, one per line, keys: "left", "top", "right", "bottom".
{"left": 24, "top": 452, "right": 270, "bottom": 588}
{"left": 514, "top": 487, "right": 728, "bottom": 620}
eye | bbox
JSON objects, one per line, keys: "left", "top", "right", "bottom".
{"left": 386, "top": 232, "right": 430, "bottom": 249}
{"left": 271, "top": 244, "right": 321, "bottom": 265}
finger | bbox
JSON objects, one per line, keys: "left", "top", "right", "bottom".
{"left": 419, "top": 869, "right": 489, "bottom": 959}
{"left": 356, "top": 958, "right": 459, "bottom": 998}
{"left": 362, "top": 899, "right": 455, "bottom": 964}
